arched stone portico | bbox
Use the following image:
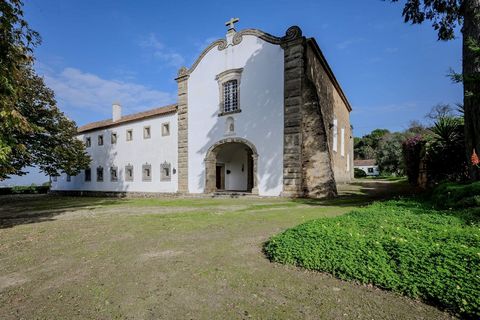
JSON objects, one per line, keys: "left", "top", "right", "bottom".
{"left": 204, "top": 138, "right": 259, "bottom": 194}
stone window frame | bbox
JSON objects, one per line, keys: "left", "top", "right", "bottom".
{"left": 215, "top": 68, "right": 243, "bottom": 117}
{"left": 340, "top": 127, "right": 345, "bottom": 157}
{"left": 160, "top": 161, "right": 171, "bottom": 181}
{"left": 98, "top": 135, "right": 104, "bottom": 146}
{"left": 85, "top": 168, "right": 91, "bottom": 182}
{"left": 125, "top": 164, "right": 134, "bottom": 182}
{"left": 96, "top": 166, "right": 104, "bottom": 182}
{"left": 142, "top": 163, "right": 152, "bottom": 182}
{"left": 111, "top": 132, "right": 117, "bottom": 144}
{"left": 85, "top": 137, "right": 91, "bottom": 148}
{"left": 143, "top": 126, "right": 151, "bottom": 139}
{"left": 126, "top": 129, "right": 133, "bottom": 141}
{"left": 332, "top": 118, "right": 338, "bottom": 153}
{"left": 110, "top": 166, "right": 118, "bottom": 182}
{"left": 162, "top": 122, "right": 170, "bottom": 136}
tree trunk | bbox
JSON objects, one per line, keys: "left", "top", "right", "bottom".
{"left": 463, "top": 0, "right": 480, "bottom": 180}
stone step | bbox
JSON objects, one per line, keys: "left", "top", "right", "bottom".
{"left": 212, "top": 191, "right": 258, "bottom": 198}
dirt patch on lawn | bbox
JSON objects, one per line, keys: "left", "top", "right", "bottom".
{"left": 0, "top": 273, "right": 28, "bottom": 291}
{"left": 139, "top": 250, "right": 185, "bottom": 261}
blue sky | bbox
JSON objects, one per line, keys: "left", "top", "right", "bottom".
{"left": 24, "top": 0, "right": 462, "bottom": 137}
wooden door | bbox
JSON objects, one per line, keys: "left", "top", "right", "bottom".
{"left": 216, "top": 165, "right": 225, "bottom": 190}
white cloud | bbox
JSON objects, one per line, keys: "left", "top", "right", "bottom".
{"left": 140, "top": 33, "right": 185, "bottom": 67}
{"left": 336, "top": 37, "right": 365, "bottom": 50}
{"left": 41, "top": 66, "right": 175, "bottom": 116}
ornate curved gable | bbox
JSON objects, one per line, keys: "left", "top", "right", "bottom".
{"left": 177, "top": 26, "right": 303, "bottom": 78}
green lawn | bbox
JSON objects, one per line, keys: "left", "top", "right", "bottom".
{"left": 265, "top": 199, "right": 480, "bottom": 318}
{"left": 0, "top": 180, "right": 453, "bottom": 319}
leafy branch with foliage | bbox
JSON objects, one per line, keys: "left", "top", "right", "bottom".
{"left": 0, "top": 0, "right": 90, "bottom": 179}
{"left": 388, "top": 0, "right": 480, "bottom": 180}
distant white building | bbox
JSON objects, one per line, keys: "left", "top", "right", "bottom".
{"left": 354, "top": 159, "right": 379, "bottom": 176}
{"left": 52, "top": 21, "right": 353, "bottom": 197}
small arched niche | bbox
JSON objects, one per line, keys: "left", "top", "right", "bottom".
{"left": 225, "top": 116, "right": 235, "bottom": 135}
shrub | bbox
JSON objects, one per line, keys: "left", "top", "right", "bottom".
{"left": 0, "top": 185, "right": 50, "bottom": 195}
{"left": 402, "top": 135, "right": 425, "bottom": 184}
{"left": 354, "top": 168, "right": 367, "bottom": 178}
{"left": 264, "top": 200, "right": 480, "bottom": 318}
{"left": 431, "top": 181, "right": 480, "bottom": 209}
{"left": 424, "top": 117, "right": 468, "bottom": 183}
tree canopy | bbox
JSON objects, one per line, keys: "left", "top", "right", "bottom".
{"left": 0, "top": 0, "right": 90, "bottom": 179}
{"left": 390, "top": 0, "right": 463, "bottom": 40}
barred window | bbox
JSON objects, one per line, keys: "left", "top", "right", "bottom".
{"left": 142, "top": 164, "right": 152, "bottom": 182}
{"left": 143, "top": 126, "right": 151, "bottom": 139}
{"left": 223, "top": 80, "right": 238, "bottom": 113}
{"left": 162, "top": 123, "right": 170, "bottom": 136}
{"left": 85, "top": 168, "right": 91, "bottom": 181}
{"left": 97, "top": 167, "right": 104, "bottom": 182}
{"left": 110, "top": 167, "right": 118, "bottom": 182}
{"left": 125, "top": 165, "right": 134, "bottom": 181}
{"left": 111, "top": 132, "right": 117, "bottom": 144}
{"left": 126, "top": 129, "right": 133, "bottom": 141}
{"left": 160, "top": 162, "right": 171, "bottom": 181}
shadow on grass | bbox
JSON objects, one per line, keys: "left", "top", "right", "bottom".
{"left": 0, "top": 179, "right": 419, "bottom": 229}
{"left": 293, "top": 179, "right": 418, "bottom": 207}
{"left": 0, "top": 194, "right": 121, "bottom": 229}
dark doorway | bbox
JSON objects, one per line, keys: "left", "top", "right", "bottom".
{"left": 216, "top": 165, "right": 225, "bottom": 190}
{"left": 247, "top": 150, "right": 254, "bottom": 191}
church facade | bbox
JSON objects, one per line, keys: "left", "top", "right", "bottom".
{"left": 52, "top": 22, "right": 353, "bottom": 198}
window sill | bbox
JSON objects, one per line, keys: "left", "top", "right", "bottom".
{"left": 218, "top": 109, "right": 241, "bottom": 117}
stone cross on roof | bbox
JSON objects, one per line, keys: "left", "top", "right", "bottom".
{"left": 225, "top": 17, "right": 239, "bottom": 31}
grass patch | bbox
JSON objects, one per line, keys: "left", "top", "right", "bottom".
{"left": 431, "top": 181, "right": 480, "bottom": 209}
{"left": 359, "top": 176, "right": 407, "bottom": 182}
{"left": 264, "top": 199, "right": 480, "bottom": 318}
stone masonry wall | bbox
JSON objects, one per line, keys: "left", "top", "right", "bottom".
{"left": 281, "top": 37, "right": 305, "bottom": 197}
{"left": 304, "top": 40, "right": 353, "bottom": 184}
{"left": 301, "top": 76, "right": 337, "bottom": 197}
{"left": 281, "top": 35, "right": 340, "bottom": 198}
{"left": 176, "top": 72, "right": 189, "bottom": 193}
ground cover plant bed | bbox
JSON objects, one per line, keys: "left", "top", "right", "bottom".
{"left": 264, "top": 199, "right": 480, "bottom": 318}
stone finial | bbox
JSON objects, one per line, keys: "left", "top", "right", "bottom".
{"left": 177, "top": 66, "right": 189, "bottom": 78}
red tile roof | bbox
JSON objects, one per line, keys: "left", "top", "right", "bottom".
{"left": 354, "top": 159, "right": 377, "bottom": 167}
{"left": 77, "top": 104, "right": 177, "bottom": 133}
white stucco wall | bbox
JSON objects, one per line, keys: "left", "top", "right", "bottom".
{"left": 187, "top": 34, "right": 285, "bottom": 196}
{"left": 355, "top": 165, "right": 380, "bottom": 176}
{"left": 51, "top": 113, "right": 178, "bottom": 193}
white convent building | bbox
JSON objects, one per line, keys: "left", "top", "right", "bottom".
{"left": 52, "top": 20, "right": 353, "bottom": 198}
